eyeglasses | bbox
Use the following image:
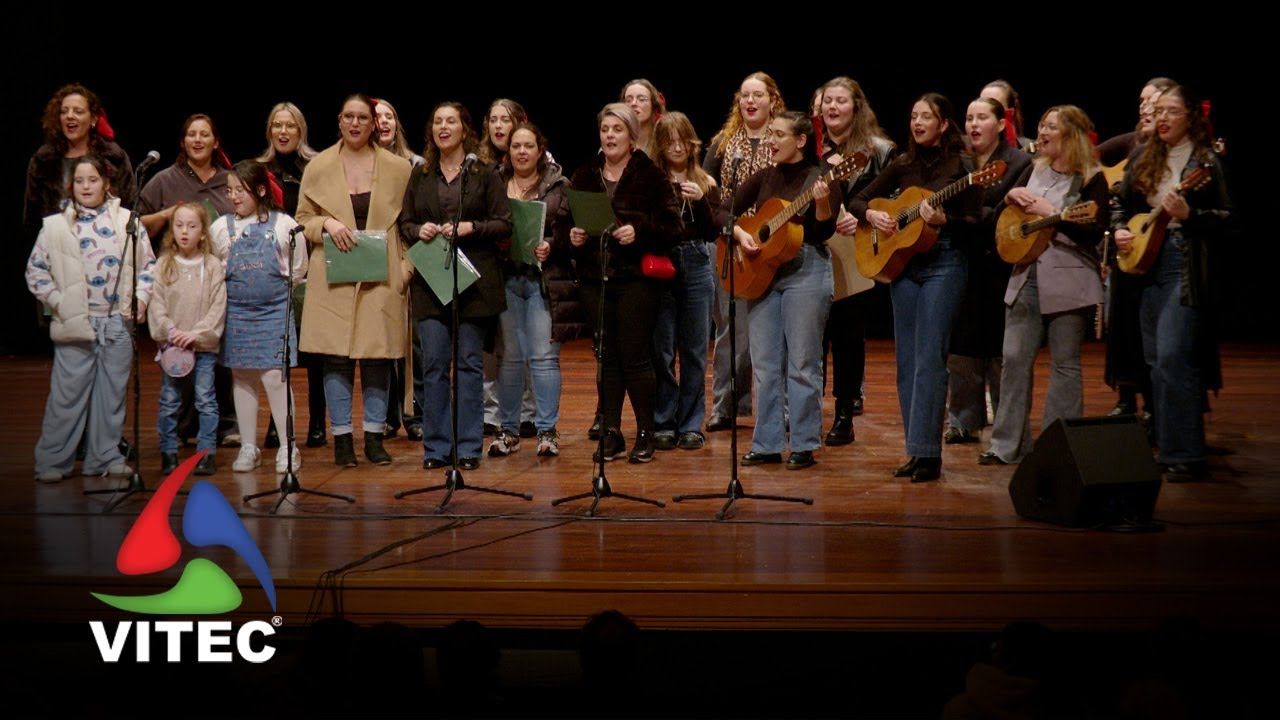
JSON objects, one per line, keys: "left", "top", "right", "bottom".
{"left": 340, "top": 113, "right": 373, "bottom": 125}
{"left": 270, "top": 121, "right": 300, "bottom": 132}
{"left": 1153, "top": 108, "right": 1187, "bottom": 119}
{"left": 226, "top": 185, "right": 250, "bottom": 198}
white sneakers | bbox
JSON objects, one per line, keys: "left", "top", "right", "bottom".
{"left": 233, "top": 445, "right": 302, "bottom": 473}
{"left": 276, "top": 446, "right": 302, "bottom": 474}
{"left": 232, "top": 445, "right": 261, "bottom": 472}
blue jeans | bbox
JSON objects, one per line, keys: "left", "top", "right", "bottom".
{"left": 499, "top": 275, "right": 561, "bottom": 433}
{"left": 419, "top": 316, "right": 487, "bottom": 460}
{"left": 891, "top": 241, "right": 967, "bottom": 458}
{"left": 1141, "top": 233, "right": 1205, "bottom": 464}
{"left": 747, "top": 244, "right": 833, "bottom": 454}
{"left": 323, "top": 356, "right": 390, "bottom": 435}
{"left": 158, "top": 352, "right": 218, "bottom": 453}
{"left": 653, "top": 242, "right": 715, "bottom": 434}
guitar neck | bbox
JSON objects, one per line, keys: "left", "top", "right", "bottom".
{"left": 902, "top": 173, "right": 972, "bottom": 224}
{"left": 1023, "top": 211, "right": 1065, "bottom": 233}
{"left": 768, "top": 169, "right": 833, "bottom": 232}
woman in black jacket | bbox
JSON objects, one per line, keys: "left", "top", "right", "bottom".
{"left": 849, "top": 93, "right": 980, "bottom": 482}
{"left": 400, "top": 102, "right": 512, "bottom": 470}
{"left": 1112, "top": 85, "right": 1232, "bottom": 483}
{"left": 944, "top": 96, "right": 1032, "bottom": 446}
{"left": 568, "top": 103, "right": 682, "bottom": 463}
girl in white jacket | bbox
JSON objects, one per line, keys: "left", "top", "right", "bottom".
{"left": 26, "top": 155, "right": 155, "bottom": 482}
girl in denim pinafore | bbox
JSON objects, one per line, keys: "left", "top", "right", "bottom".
{"left": 213, "top": 161, "right": 307, "bottom": 474}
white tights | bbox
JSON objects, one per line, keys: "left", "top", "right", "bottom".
{"left": 232, "top": 368, "right": 292, "bottom": 447}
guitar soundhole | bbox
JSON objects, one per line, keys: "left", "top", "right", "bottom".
{"left": 758, "top": 226, "right": 771, "bottom": 243}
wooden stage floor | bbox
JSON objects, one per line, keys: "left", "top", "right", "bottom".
{"left": 1, "top": 339, "right": 1277, "bottom": 632}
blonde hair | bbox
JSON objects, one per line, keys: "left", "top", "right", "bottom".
{"left": 156, "top": 202, "right": 215, "bottom": 284}
{"left": 256, "top": 102, "right": 318, "bottom": 163}
{"left": 1036, "top": 105, "right": 1098, "bottom": 180}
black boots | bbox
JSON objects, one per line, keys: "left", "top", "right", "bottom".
{"left": 334, "top": 433, "right": 358, "bottom": 468}
{"left": 364, "top": 431, "right": 392, "bottom": 465}
{"left": 825, "top": 399, "right": 856, "bottom": 446}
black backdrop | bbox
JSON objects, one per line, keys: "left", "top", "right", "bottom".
{"left": 3, "top": 9, "right": 1264, "bottom": 352}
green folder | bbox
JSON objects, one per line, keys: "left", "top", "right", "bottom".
{"left": 406, "top": 239, "right": 480, "bottom": 306}
{"left": 509, "top": 199, "right": 547, "bottom": 266}
{"left": 565, "top": 189, "right": 617, "bottom": 236}
{"left": 323, "top": 231, "right": 388, "bottom": 284}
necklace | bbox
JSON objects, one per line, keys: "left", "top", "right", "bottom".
{"left": 511, "top": 174, "right": 538, "bottom": 195}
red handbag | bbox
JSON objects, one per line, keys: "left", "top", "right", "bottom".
{"left": 641, "top": 253, "right": 676, "bottom": 280}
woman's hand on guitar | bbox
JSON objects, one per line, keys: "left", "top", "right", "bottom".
{"left": 570, "top": 227, "right": 587, "bottom": 247}
{"left": 734, "top": 226, "right": 760, "bottom": 255}
{"left": 1114, "top": 228, "right": 1134, "bottom": 254}
{"left": 1162, "top": 192, "right": 1190, "bottom": 221}
{"left": 919, "top": 200, "right": 947, "bottom": 227}
{"left": 1008, "top": 189, "right": 1055, "bottom": 217}
{"left": 1006, "top": 187, "right": 1038, "bottom": 209}
{"left": 867, "top": 210, "right": 896, "bottom": 236}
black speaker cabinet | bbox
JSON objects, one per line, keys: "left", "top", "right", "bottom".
{"left": 1008, "top": 416, "right": 1162, "bottom": 527}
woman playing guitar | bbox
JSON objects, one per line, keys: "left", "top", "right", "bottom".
{"left": 1112, "top": 85, "right": 1232, "bottom": 483}
{"left": 732, "top": 111, "right": 840, "bottom": 470}
{"left": 819, "top": 76, "right": 897, "bottom": 447}
{"left": 980, "top": 105, "right": 1108, "bottom": 466}
{"left": 849, "top": 93, "right": 980, "bottom": 482}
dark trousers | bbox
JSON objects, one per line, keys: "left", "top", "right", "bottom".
{"left": 580, "top": 279, "right": 659, "bottom": 433}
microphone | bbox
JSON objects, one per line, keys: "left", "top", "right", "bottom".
{"left": 135, "top": 150, "right": 161, "bottom": 175}
{"left": 461, "top": 152, "right": 478, "bottom": 173}
{"left": 729, "top": 151, "right": 744, "bottom": 184}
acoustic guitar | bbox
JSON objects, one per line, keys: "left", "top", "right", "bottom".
{"left": 1116, "top": 166, "right": 1213, "bottom": 275}
{"left": 717, "top": 152, "right": 868, "bottom": 299}
{"left": 853, "top": 161, "right": 1007, "bottom": 282}
{"left": 995, "top": 201, "right": 1099, "bottom": 266}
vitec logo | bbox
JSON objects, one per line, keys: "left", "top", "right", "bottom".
{"left": 89, "top": 452, "right": 279, "bottom": 663}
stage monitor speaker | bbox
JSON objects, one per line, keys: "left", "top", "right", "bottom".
{"left": 1008, "top": 416, "right": 1162, "bottom": 528}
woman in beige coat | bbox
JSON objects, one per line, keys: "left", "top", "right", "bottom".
{"left": 298, "top": 94, "right": 412, "bottom": 467}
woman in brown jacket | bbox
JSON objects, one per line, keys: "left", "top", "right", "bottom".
{"left": 297, "top": 94, "right": 413, "bottom": 467}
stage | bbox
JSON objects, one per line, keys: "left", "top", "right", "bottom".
{"left": 1, "top": 339, "right": 1277, "bottom": 633}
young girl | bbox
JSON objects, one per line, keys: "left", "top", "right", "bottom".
{"left": 26, "top": 156, "right": 155, "bottom": 482}
{"left": 211, "top": 160, "right": 308, "bottom": 474}
{"left": 148, "top": 203, "right": 226, "bottom": 476}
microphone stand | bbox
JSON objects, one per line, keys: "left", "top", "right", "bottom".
{"left": 245, "top": 225, "right": 354, "bottom": 513}
{"left": 85, "top": 155, "right": 158, "bottom": 513}
{"left": 672, "top": 157, "right": 812, "bottom": 519}
{"left": 552, "top": 222, "right": 665, "bottom": 516}
{"left": 397, "top": 161, "right": 533, "bottom": 513}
